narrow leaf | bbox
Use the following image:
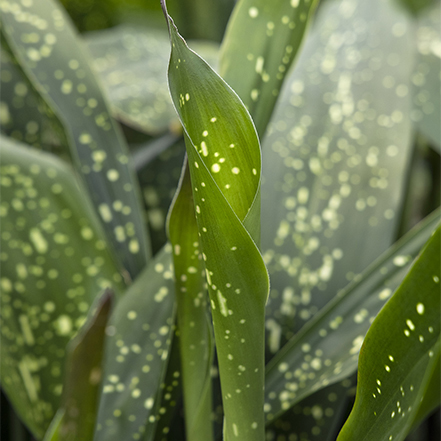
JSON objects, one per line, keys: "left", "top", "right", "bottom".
{"left": 0, "top": 0, "right": 151, "bottom": 279}
{"left": 220, "top": 0, "right": 318, "bottom": 135}
{"left": 167, "top": 160, "right": 214, "bottom": 441}
{"left": 162, "top": 2, "right": 270, "bottom": 440}
{"left": 58, "top": 290, "right": 113, "bottom": 441}
{"left": 337, "top": 224, "right": 441, "bottom": 441}
{"left": 93, "top": 248, "right": 175, "bottom": 441}
{"left": 0, "top": 135, "right": 124, "bottom": 438}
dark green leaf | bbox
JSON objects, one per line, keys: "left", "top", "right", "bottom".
{"left": 220, "top": 0, "right": 318, "bottom": 135}
{"left": 0, "top": 135, "right": 124, "bottom": 438}
{"left": 337, "top": 224, "right": 441, "bottom": 441}
{"left": 59, "top": 290, "right": 113, "bottom": 441}
{"left": 0, "top": 0, "right": 151, "bottom": 279}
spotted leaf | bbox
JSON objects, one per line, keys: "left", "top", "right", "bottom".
{"left": 261, "top": 0, "right": 415, "bottom": 355}
{"left": 93, "top": 247, "right": 175, "bottom": 441}
{"left": 264, "top": 208, "right": 440, "bottom": 424}
{"left": 163, "top": 2, "right": 270, "bottom": 440}
{"left": 85, "top": 25, "right": 219, "bottom": 135}
{"left": 337, "top": 223, "right": 441, "bottom": 441}
{"left": 167, "top": 160, "right": 214, "bottom": 441}
{"left": 220, "top": 0, "right": 318, "bottom": 136}
{"left": 0, "top": 0, "right": 151, "bottom": 280}
{"left": 0, "top": 135, "right": 124, "bottom": 438}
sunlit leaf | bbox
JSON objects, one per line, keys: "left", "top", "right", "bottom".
{"left": 167, "top": 160, "right": 214, "bottom": 441}
{"left": 0, "top": 0, "right": 151, "bottom": 279}
{"left": 0, "top": 135, "right": 124, "bottom": 438}
{"left": 337, "top": 224, "right": 441, "bottom": 441}
{"left": 162, "top": 1, "right": 270, "bottom": 439}
{"left": 261, "top": 0, "right": 415, "bottom": 354}
{"left": 220, "top": 0, "right": 318, "bottom": 135}
{"left": 264, "top": 208, "right": 440, "bottom": 423}
{"left": 93, "top": 247, "right": 175, "bottom": 441}
{"left": 85, "top": 25, "right": 219, "bottom": 135}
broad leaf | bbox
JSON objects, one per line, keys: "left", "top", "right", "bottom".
{"left": 163, "top": 2, "right": 270, "bottom": 439}
{"left": 261, "top": 0, "right": 415, "bottom": 354}
{"left": 93, "top": 248, "right": 175, "bottom": 441}
{"left": 337, "top": 224, "right": 441, "bottom": 441}
{"left": 0, "top": 0, "right": 151, "bottom": 279}
{"left": 0, "top": 135, "right": 124, "bottom": 438}
{"left": 167, "top": 160, "right": 214, "bottom": 441}
{"left": 220, "top": 0, "right": 318, "bottom": 136}
{"left": 264, "top": 208, "right": 440, "bottom": 423}
{"left": 85, "top": 25, "right": 219, "bottom": 135}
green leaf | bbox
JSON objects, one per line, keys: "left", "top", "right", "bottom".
{"left": 167, "top": 160, "right": 214, "bottom": 441}
{"left": 58, "top": 290, "right": 113, "bottom": 441}
{"left": 220, "top": 0, "right": 318, "bottom": 135}
{"left": 260, "top": 0, "right": 416, "bottom": 353}
{"left": 411, "top": 1, "right": 441, "bottom": 150}
{"left": 93, "top": 247, "right": 175, "bottom": 441}
{"left": 264, "top": 208, "right": 441, "bottom": 423}
{"left": 85, "top": 25, "right": 219, "bottom": 135}
{"left": 0, "top": 0, "right": 151, "bottom": 279}
{"left": 0, "top": 135, "right": 124, "bottom": 438}
{"left": 337, "top": 224, "right": 441, "bottom": 441}
{"left": 397, "top": 0, "right": 435, "bottom": 15}
{"left": 162, "top": 2, "right": 270, "bottom": 439}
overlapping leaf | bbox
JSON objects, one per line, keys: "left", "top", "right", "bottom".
{"left": 338, "top": 224, "right": 441, "bottom": 441}
{"left": 0, "top": 0, "right": 150, "bottom": 279}
{"left": 85, "top": 25, "right": 219, "bottom": 135}
{"left": 220, "top": 0, "right": 318, "bottom": 136}
{"left": 0, "top": 135, "right": 124, "bottom": 438}
{"left": 167, "top": 161, "right": 214, "bottom": 441}
{"left": 260, "top": 0, "right": 415, "bottom": 356}
{"left": 93, "top": 248, "right": 175, "bottom": 441}
{"left": 264, "top": 208, "right": 440, "bottom": 423}
{"left": 162, "top": 2, "right": 270, "bottom": 439}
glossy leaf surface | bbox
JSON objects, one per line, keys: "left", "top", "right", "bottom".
{"left": 93, "top": 248, "right": 175, "bottom": 441}
{"left": 0, "top": 135, "right": 124, "bottom": 438}
{"left": 163, "top": 2, "right": 270, "bottom": 439}
{"left": 220, "top": 0, "right": 318, "bottom": 136}
{"left": 0, "top": 0, "right": 150, "bottom": 279}
{"left": 338, "top": 224, "right": 441, "bottom": 441}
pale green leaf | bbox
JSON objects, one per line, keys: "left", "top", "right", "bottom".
{"left": 0, "top": 0, "right": 151, "bottom": 279}
{"left": 261, "top": 0, "right": 415, "bottom": 353}
{"left": 337, "top": 224, "right": 441, "bottom": 441}
{"left": 264, "top": 208, "right": 440, "bottom": 423}
{"left": 85, "top": 25, "right": 219, "bottom": 135}
{"left": 0, "top": 135, "right": 124, "bottom": 438}
{"left": 93, "top": 248, "right": 175, "bottom": 441}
